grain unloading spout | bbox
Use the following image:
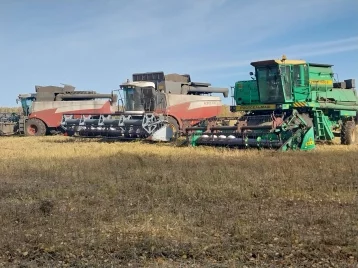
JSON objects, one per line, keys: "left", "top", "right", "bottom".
{"left": 186, "top": 84, "right": 229, "bottom": 97}
{"left": 55, "top": 93, "right": 117, "bottom": 102}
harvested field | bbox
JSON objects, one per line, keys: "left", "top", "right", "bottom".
{"left": 0, "top": 136, "right": 357, "bottom": 267}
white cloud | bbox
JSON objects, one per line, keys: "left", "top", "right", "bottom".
{"left": 3, "top": 0, "right": 346, "bottom": 53}
{"left": 193, "top": 35, "right": 358, "bottom": 72}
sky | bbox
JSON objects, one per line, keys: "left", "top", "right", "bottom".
{"left": 1, "top": 0, "right": 358, "bottom": 106}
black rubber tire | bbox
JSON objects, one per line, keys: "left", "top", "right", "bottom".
{"left": 341, "top": 120, "right": 356, "bottom": 145}
{"left": 25, "top": 118, "right": 47, "bottom": 136}
{"left": 167, "top": 116, "right": 180, "bottom": 139}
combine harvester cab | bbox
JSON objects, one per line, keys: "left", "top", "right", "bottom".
{"left": 184, "top": 55, "right": 357, "bottom": 151}
{"left": 60, "top": 72, "right": 229, "bottom": 142}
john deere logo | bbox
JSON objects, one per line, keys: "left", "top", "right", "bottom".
{"left": 305, "top": 137, "right": 314, "bottom": 146}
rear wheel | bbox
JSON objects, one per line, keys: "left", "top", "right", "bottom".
{"left": 25, "top": 118, "right": 47, "bottom": 136}
{"left": 167, "top": 116, "right": 180, "bottom": 140}
{"left": 341, "top": 120, "right": 356, "bottom": 145}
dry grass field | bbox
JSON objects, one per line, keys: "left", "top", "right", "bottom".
{"left": 0, "top": 136, "right": 357, "bottom": 267}
{"left": 0, "top": 107, "right": 22, "bottom": 114}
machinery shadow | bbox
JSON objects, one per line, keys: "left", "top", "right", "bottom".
{"left": 40, "top": 135, "right": 188, "bottom": 148}
{"left": 39, "top": 134, "right": 355, "bottom": 153}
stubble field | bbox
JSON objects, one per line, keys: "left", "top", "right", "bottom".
{"left": 0, "top": 136, "right": 357, "bottom": 267}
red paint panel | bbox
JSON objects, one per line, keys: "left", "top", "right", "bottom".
{"left": 29, "top": 102, "right": 113, "bottom": 127}
{"left": 166, "top": 102, "right": 222, "bottom": 127}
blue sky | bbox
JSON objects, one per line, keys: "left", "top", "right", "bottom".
{"left": 1, "top": 0, "right": 358, "bottom": 106}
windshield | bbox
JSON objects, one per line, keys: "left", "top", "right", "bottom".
{"left": 256, "top": 65, "right": 284, "bottom": 103}
{"left": 123, "top": 87, "right": 143, "bottom": 111}
{"left": 20, "top": 97, "right": 34, "bottom": 116}
{"left": 122, "top": 86, "right": 156, "bottom": 111}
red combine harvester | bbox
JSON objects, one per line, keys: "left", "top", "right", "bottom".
{"left": 61, "top": 72, "right": 229, "bottom": 141}
{"left": 0, "top": 84, "right": 117, "bottom": 136}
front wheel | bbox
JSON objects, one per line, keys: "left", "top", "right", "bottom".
{"left": 25, "top": 118, "right": 47, "bottom": 136}
{"left": 167, "top": 116, "right": 180, "bottom": 140}
{"left": 341, "top": 120, "right": 357, "bottom": 145}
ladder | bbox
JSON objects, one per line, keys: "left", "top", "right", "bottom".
{"left": 18, "top": 116, "right": 27, "bottom": 135}
{"left": 313, "top": 110, "right": 334, "bottom": 140}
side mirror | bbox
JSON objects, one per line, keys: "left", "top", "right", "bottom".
{"left": 249, "top": 72, "right": 254, "bottom": 76}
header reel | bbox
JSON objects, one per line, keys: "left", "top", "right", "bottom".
{"left": 182, "top": 110, "right": 316, "bottom": 151}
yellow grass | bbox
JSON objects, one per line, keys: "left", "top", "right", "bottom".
{"left": 0, "top": 136, "right": 357, "bottom": 267}
{"left": 0, "top": 107, "right": 22, "bottom": 113}
{"left": 218, "top": 105, "right": 242, "bottom": 117}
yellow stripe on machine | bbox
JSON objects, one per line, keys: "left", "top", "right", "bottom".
{"left": 305, "top": 137, "right": 314, "bottom": 146}
{"left": 309, "top": 79, "right": 333, "bottom": 85}
{"left": 235, "top": 104, "right": 276, "bottom": 111}
{"left": 292, "top": 102, "right": 307, "bottom": 107}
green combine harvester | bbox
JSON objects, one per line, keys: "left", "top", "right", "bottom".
{"left": 183, "top": 55, "right": 357, "bottom": 151}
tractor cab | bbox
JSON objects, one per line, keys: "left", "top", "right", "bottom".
{"left": 119, "top": 81, "right": 166, "bottom": 112}
{"left": 17, "top": 93, "right": 36, "bottom": 116}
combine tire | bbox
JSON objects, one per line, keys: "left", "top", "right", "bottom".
{"left": 167, "top": 116, "right": 180, "bottom": 140}
{"left": 341, "top": 120, "right": 357, "bottom": 145}
{"left": 25, "top": 119, "right": 47, "bottom": 136}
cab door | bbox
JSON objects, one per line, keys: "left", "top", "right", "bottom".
{"left": 280, "top": 65, "right": 293, "bottom": 102}
{"left": 292, "top": 64, "right": 310, "bottom": 101}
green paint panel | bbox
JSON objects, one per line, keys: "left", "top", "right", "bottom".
{"left": 234, "top": 80, "right": 259, "bottom": 105}
{"left": 190, "top": 131, "right": 203, "bottom": 146}
{"left": 339, "top": 110, "right": 356, "bottom": 116}
{"left": 300, "top": 127, "right": 316, "bottom": 151}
